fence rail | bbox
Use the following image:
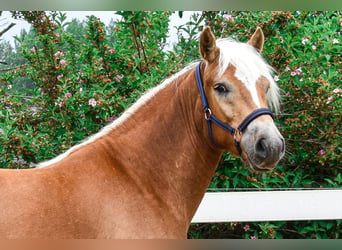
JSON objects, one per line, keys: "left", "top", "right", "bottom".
{"left": 191, "top": 190, "right": 342, "bottom": 223}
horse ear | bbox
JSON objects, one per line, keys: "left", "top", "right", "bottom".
{"left": 199, "top": 27, "right": 219, "bottom": 63}
{"left": 247, "top": 27, "right": 264, "bottom": 53}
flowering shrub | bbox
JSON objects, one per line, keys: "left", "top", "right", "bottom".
{"left": 0, "top": 11, "right": 341, "bottom": 238}
{"left": 0, "top": 11, "right": 172, "bottom": 167}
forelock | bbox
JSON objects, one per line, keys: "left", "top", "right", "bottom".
{"left": 216, "top": 38, "right": 280, "bottom": 113}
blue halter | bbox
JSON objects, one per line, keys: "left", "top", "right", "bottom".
{"left": 195, "top": 62, "right": 274, "bottom": 155}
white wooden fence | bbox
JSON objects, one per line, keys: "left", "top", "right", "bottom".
{"left": 191, "top": 190, "right": 342, "bottom": 223}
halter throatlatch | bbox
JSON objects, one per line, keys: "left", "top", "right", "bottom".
{"left": 195, "top": 62, "right": 274, "bottom": 155}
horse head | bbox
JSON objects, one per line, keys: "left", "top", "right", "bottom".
{"left": 198, "top": 27, "right": 285, "bottom": 172}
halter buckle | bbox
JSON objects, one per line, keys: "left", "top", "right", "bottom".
{"left": 204, "top": 108, "right": 212, "bottom": 120}
{"left": 234, "top": 129, "right": 242, "bottom": 143}
{"left": 234, "top": 129, "right": 243, "bottom": 155}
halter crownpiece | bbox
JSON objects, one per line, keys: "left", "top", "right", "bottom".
{"left": 195, "top": 62, "right": 274, "bottom": 155}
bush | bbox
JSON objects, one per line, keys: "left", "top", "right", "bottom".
{"left": 0, "top": 11, "right": 341, "bottom": 238}
{"left": 0, "top": 11, "right": 172, "bottom": 167}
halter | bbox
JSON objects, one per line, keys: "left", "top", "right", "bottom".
{"left": 195, "top": 62, "right": 274, "bottom": 155}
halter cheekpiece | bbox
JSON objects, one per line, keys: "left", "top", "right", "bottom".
{"left": 195, "top": 62, "right": 274, "bottom": 155}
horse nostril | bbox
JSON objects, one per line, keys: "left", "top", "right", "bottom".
{"left": 255, "top": 138, "right": 267, "bottom": 160}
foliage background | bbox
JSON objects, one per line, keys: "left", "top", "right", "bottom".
{"left": 0, "top": 11, "right": 341, "bottom": 238}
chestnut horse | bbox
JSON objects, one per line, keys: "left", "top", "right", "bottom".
{"left": 0, "top": 27, "right": 284, "bottom": 238}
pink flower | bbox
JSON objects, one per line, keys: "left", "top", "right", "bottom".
{"left": 88, "top": 98, "right": 97, "bottom": 107}
{"left": 59, "top": 59, "right": 66, "bottom": 65}
{"left": 301, "top": 37, "right": 309, "bottom": 45}
{"left": 57, "top": 74, "right": 63, "bottom": 81}
{"left": 107, "top": 116, "right": 117, "bottom": 122}
{"left": 250, "top": 236, "right": 257, "bottom": 239}
{"left": 290, "top": 67, "right": 303, "bottom": 77}
{"left": 58, "top": 100, "right": 65, "bottom": 107}
{"left": 290, "top": 71, "right": 297, "bottom": 77}
{"left": 243, "top": 225, "right": 250, "bottom": 231}
{"left": 295, "top": 67, "right": 303, "bottom": 75}
{"left": 115, "top": 75, "right": 124, "bottom": 82}
{"left": 286, "top": 92, "right": 291, "bottom": 97}
{"left": 223, "top": 14, "right": 234, "bottom": 22}
{"left": 318, "top": 149, "right": 326, "bottom": 155}
{"left": 107, "top": 49, "right": 115, "bottom": 54}
{"left": 333, "top": 88, "right": 341, "bottom": 93}
{"left": 30, "top": 47, "right": 36, "bottom": 53}
{"left": 54, "top": 51, "right": 64, "bottom": 58}
{"left": 65, "top": 92, "right": 72, "bottom": 99}
{"left": 326, "top": 96, "right": 335, "bottom": 104}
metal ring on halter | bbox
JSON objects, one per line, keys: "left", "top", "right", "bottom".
{"left": 234, "top": 129, "right": 242, "bottom": 143}
{"left": 204, "top": 108, "right": 212, "bottom": 120}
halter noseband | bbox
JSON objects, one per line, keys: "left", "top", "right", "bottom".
{"left": 195, "top": 62, "right": 274, "bottom": 155}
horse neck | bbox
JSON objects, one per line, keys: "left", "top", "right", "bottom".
{"left": 107, "top": 66, "right": 223, "bottom": 222}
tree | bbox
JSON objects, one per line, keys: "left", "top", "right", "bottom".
{"left": 0, "top": 11, "right": 16, "bottom": 65}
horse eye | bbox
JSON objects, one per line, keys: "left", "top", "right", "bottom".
{"left": 214, "top": 84, "right": 229, "bottom": 94}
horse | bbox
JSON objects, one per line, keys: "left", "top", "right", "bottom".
{"left": 0, "top": 27, "right": 285, "bottom": 239}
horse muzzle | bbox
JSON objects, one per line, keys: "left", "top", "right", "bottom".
{"left": 240, "top": 120, "right": 285, "bottom": 172}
